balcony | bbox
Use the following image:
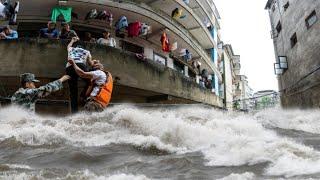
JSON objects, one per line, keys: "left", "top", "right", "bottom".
{"left": 0, "top": 39, "right": 224, "bottom": 107}
{"left": 141, "top": 0, "right": 217, "bottom": 49}
{"left": 16, "top": 0, "right": 222, "bottom": 80}
{"left": 188, "top": 0, "right": 221, "bottom": 30}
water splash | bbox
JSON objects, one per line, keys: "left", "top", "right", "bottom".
{"left": 255, "top": 108, "right": 320, "bottom": 134}
{"left": 0, "top": 169, "right": 150, "bottom": 180}
{"left": 217, "top": 172, "right": 255, "bottom": 180}
{"left": 1, "top": 105, "right": 320, "bottom": 177}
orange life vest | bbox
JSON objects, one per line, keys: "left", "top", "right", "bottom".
{"left": 94, "top": 71, "right": 113, "bottom": 107}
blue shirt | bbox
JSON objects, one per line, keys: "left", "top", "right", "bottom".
{"left": 40, "top": 28, "right": 59, "bottom": 38}
{"left": 4, "top": 30, "right": 18, "bottom": 40}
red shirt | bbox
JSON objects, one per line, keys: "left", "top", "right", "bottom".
{"left": 128, "top": 22, "right": 142, "bottom": 37}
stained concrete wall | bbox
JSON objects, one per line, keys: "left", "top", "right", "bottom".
{"left": 266, "top": 0, "right": 320, "bottom": 108}
{"left": 222, "top": 50, "right": 234, "bottom": 110}
{"left": 0, "top": 39, "right": 223, "bottom": 107}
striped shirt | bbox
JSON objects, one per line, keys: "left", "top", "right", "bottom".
{"left": 66, "top": 47, "right": 91, "bottom": 67}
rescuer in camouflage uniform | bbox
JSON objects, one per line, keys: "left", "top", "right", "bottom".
{"left": 11, "top": 73, "right": 70, "bottom": 111}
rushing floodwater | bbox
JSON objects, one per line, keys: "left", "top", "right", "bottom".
{"left": 1, "top": 105, "right": 320, "bottom": 180}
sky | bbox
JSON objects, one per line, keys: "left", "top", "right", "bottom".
{"left": 214, "top": 0, "right": 278, "bottom": 92}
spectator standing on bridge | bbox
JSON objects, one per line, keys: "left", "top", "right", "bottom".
{"left": 39, "top": 21, "right": 59, "bottom": 39}
{"left": 66, "top": 37, "right": 94, "bottom": 113}
{"left": 59, "top": 22, "right": 77, "bottom": 40}
{"left": 0, "top": 25, "right": 18, "bottom": 40}
{"left": 11, "top": 73, "right": 70, "bottom": 111}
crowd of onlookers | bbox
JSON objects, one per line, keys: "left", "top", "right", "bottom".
{"left": 0, "top": 21, "right": 214, "bottom": 91}
{"left": 0, "top": 21, "right": 117, "bottom": 48}
{"left": 199, "top": 69, "right": 213, "bottom": 90}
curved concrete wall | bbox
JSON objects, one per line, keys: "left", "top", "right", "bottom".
{"left": 0, "top": 40, "right": 223, "bottom": 107}
{"left": 16, "top": 0, "right": 222, "bottom": 80}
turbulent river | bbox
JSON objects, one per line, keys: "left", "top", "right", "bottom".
{"left": 1, "top": 105, "right": 320, "bottom": 180}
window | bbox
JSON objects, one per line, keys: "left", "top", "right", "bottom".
{"left": 283, "top": 2, "right": 289, "bottom": 11}
{"left": 173, "top": 60, "right": 184, "bottom": 74}
{"left": 272, "top": 4, "right": 276, "bottom": 12}
{"left": 276, "top": 21, "right": 282, "bottom": 33}
{"left": 271, "top": 0, "right": 277, "bottom": 12}
{"left": 306, "top": 10, "right": 317, "bottom": 29}
{"left": 154, "top": 53, "right": 167, "bottom": 65}
{"left": 290, "top": 33, "right": 297, "bottom": 48}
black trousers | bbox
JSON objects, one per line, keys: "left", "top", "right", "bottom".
{"left": 66, "top": 63, "right": 88, "bottom": 113}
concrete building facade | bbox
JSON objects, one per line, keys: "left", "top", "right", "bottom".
{"left": 235, "top": 75, "right": 254, "bottom": 111}
{"left": 222, "top": 44, "right": 239, "bottom": 110}
{"left": 221, "top": 44, "right": 254, "bottom": 111}
{"left": 265, "top": 0, "right": 320, "bottom": 108}
{"left": 0, "top": 0, "right": 229, "bottom": 111}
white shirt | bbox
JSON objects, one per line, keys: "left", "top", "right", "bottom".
{"left": 90, "top": 70, "right": 107, "bottom": 97}
{"left": 97, "top": 38, "right": 116, "bottom": 47}
{"left": 0, "top": 2, "right": 5, "bottom": 18}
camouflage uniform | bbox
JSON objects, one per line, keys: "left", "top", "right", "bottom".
{"left": 11, "top": 73, "right": 63, "bottom": 111}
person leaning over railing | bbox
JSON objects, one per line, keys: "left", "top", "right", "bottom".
{"left": 0, "top": 25, "right": 18, "bottom": 40}
{"left": 39, "top": 21, "right": 59, "bottom": 39}
{"left": 97, "top": 29, "right": 116, "bottom": 47}
{"left": 59, "top": 22, "right": 77, "bottom": 40}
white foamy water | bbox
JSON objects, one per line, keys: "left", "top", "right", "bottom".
{"left": 217, "top": 172, "right": 255, "bottom": 180}
{"left": 1, "top": 105, "right": 320, "bottom": 177}
{"left": 0, "top": 169, "right": 151, "bottom": 180}
{"left": 255, "top": 108, "right": 320, "bottom": 134}
{"left": 4, "top": 164, "right": 32, "bottom": 170}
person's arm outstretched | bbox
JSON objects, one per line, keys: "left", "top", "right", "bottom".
{"left": 68, "top": 59, "right": 93, "bottom": 79}
{"left": 67, "top": 37, "right": 78, "bottom": 51}
{"left": 35, "top": 75, "right": 70, "bottom": 98}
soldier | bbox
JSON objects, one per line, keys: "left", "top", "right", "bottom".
{"left": 11, "top": 73, "right": 70, "bottom": 111}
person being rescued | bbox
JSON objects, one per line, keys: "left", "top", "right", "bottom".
{"left": 67, "top": 58, "right": 113, "bottom": 112}
{"left": 66, "top": 36, "right": 94, "bottom": 113}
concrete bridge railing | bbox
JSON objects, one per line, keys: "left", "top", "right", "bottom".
{"left": 0, "top": 39, "right": 224, "bottom": 107}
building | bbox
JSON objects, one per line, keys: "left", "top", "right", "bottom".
{"left": 222, "top": 44, "right": 239, "bottom": 110}
{"left": 253, "top": 90, "right": 279, "bottom": 110}
{"left": 0, "top": 0, "right": 227, "bottom": 112}
{"left": 265, "top": 0, "right": 320, "bottom": 108}
{"left": 221, "top": 43, "right": 253, "bottom": 111}
{"left": 235, "top": 75, "right": 254, "bottom": 111}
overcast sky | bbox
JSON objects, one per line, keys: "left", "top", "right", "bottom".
{"left": 214, "top": 0, "right": 278, "bottom": 92}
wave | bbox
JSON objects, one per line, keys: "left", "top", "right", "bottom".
{"left": 2, "top": 105, "right": 320, "bottom": 177}
{"left": 217, "top": 172, "right": 255, "bottom": 180}
{"left": 0, "top": 169, "right": 151, "bottom": 180}
{"left": 254, "top": 108, "right": 320, "bottom": 134}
